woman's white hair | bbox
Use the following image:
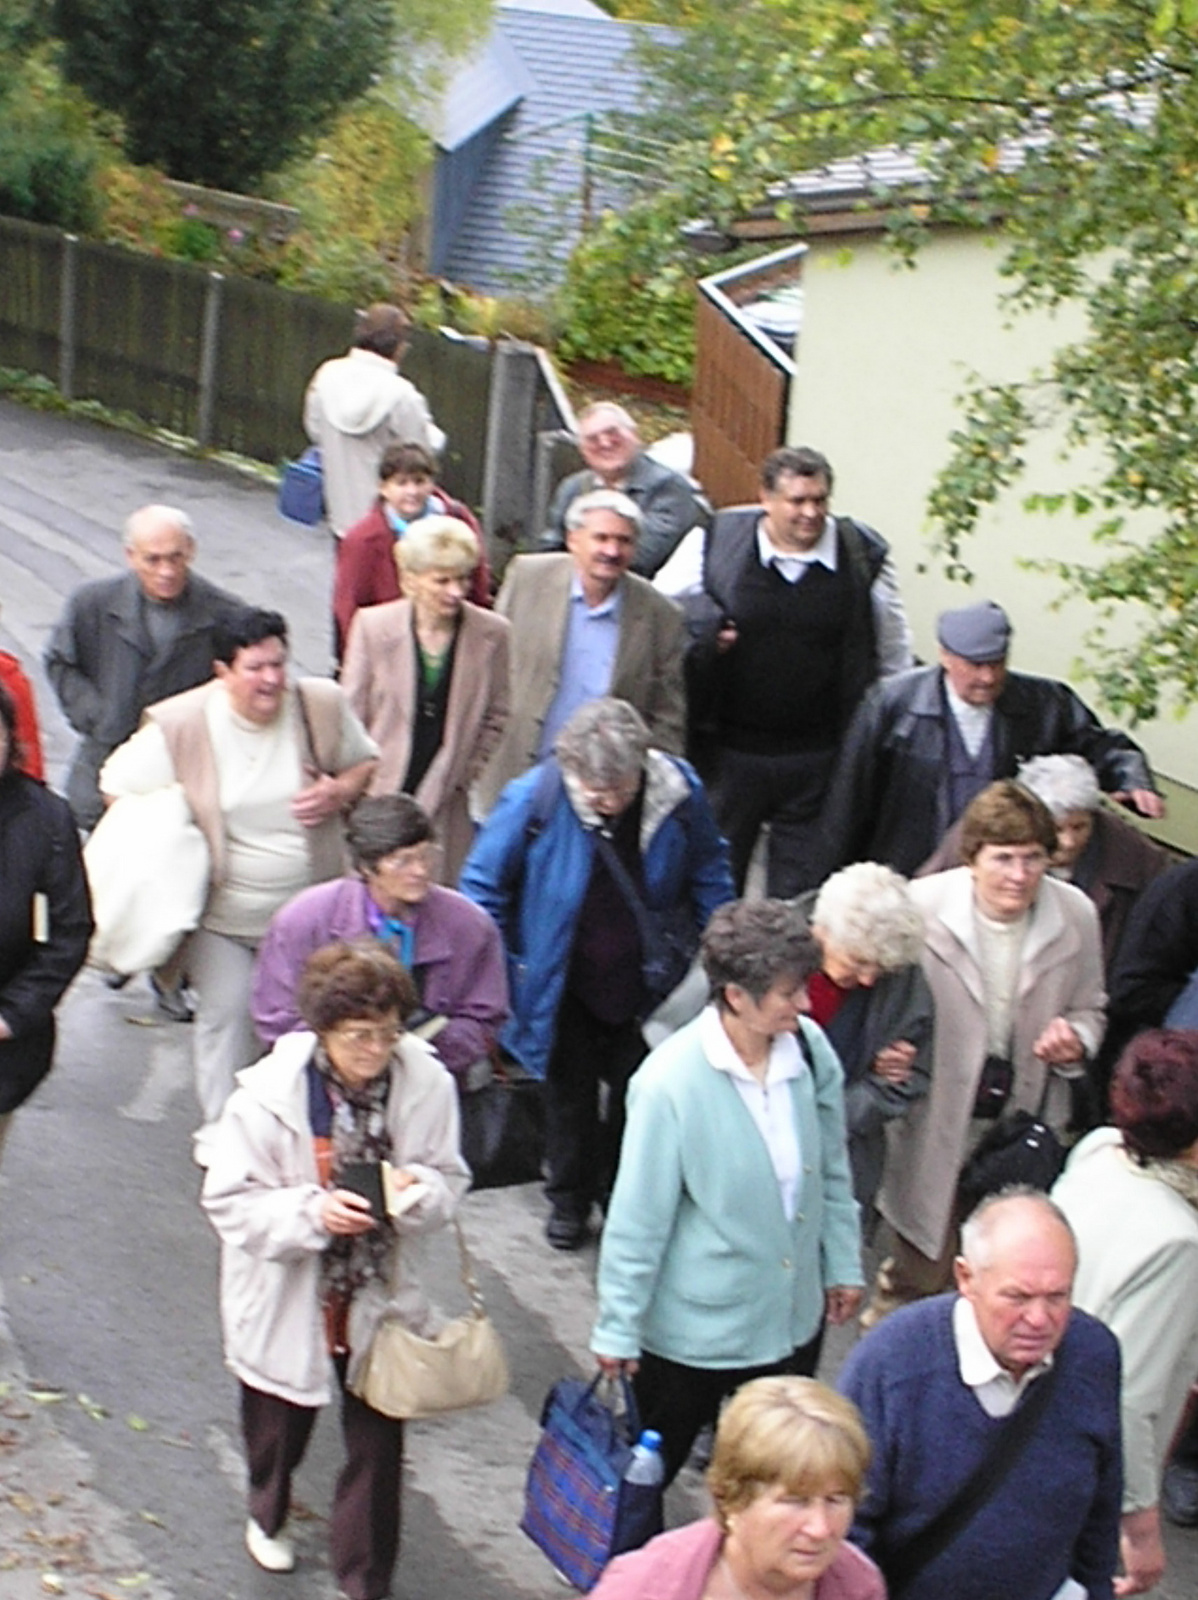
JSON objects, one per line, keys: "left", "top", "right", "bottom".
{"left": 1015, "top": 754, "right": 1101, "bottom": 818}
{"left": 811, "top": 862, "right": 924, "bottom": 971}
{"left": 554, "top": 697, "right": 649, "bottom": 786}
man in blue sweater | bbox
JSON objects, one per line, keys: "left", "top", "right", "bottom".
{"left": 839, "top": 1191, "right": 1122, "bottom": 1600}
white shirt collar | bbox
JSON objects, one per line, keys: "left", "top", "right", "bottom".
{"left": 699, "top": 1004, "right": 804, "bottom": 1086}
{"left": 756, "top": 514, "right": 838, "bottom": 575}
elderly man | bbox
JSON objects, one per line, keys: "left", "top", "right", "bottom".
{"left": 824, "top": 598, "right": 1164, "bottom": 877}
{"left": 681, "top": 445, "right": 913, "bottom": 896}
{"left": 461, "top": 698, "right": 733, "bottom": 1250}
{"left": 839, "top": 1191, "right": 1122, "bottom": 1600}
{"left": 304, "top": 303, "right": 445, "bottom": 538}
{"left": 540, "top": 401, "right": 709, "bottom": 577}
{"left": 100, "top": 609, "right": 377, "bottom": 1127}
{"left": 476, "top": 489, "right": 686, "bottom": 814}
{"left": 45, "top": 504, "right": 247, "bottom": 831}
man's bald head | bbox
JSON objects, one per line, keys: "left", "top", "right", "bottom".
{"left": 955, "top": 1190, "right": 1077, "bottom": 1377}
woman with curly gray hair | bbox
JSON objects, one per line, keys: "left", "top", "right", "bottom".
{"left": 797, "top": 862, "right": 933, "bottom": 1220}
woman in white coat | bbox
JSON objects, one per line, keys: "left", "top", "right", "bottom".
{"left": 1054, "top": 1029, "right": 1198, "bottom": 1596}
{"left": 201, "top": 941, "right": 468, "bottom": 1599}
{"left": 870, "top": 780, "right": 1106, "bottom": 1318}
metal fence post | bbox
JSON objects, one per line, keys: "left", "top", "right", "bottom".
{"left": 196, "top": 271, "right": 224, "bottom": 448}
{"left": 59, "top": 233, "right": 78, "bottom": 400}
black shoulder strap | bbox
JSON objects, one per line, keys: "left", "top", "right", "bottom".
{"left": 883, "top": 1362, "right": 1060, "bottom": 1596}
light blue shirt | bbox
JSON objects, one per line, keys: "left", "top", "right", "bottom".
{"left": 537, "top": 577, "right": 622, "bottom": 757}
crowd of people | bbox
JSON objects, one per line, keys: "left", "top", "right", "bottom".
{"left": 3, "top": 299, "right": 1198, "bottom": 1600}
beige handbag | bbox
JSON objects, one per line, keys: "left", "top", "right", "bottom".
{"left": 352, "top": 1219, "right": 509, "bottom": 1420}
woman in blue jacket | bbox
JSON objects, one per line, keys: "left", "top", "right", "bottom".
{"left": 459, "top": 697, "right": 733, "bottom": 1250}
{"left": 591, "top": 898, "right": 864, "bottom": 1485}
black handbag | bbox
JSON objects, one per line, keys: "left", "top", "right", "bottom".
{"left": 957, "top": 1080, "right": 1065, "bottom": 1218}
{"left": 459, "top": 1057, "right": 545, "bottom": 1190}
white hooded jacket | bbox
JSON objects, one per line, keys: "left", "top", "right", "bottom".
{"left": 303, "top": 348, "right": 445, "bottom": 535}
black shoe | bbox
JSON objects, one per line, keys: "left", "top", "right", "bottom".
{"left": 104, "top": 970, "right": 132, "bottom": 991}
{"left": 151, "top": 974, "right": 195, "bottom": 1023}
{"left": 1162, "top": 1460, "right": 1198, "bottom": 1527}
{"left": 546, "top": 1210, "right": 587, "bottom": 1251}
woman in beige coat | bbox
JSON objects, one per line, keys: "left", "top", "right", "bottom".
{"left": 341, "top": 517, "right": 510, "bottom": 884}
{"left": 869, "top": 781, "right": 1106, "bottom": 1318}
{"left": 201, "top": 942, "right": 468, "bottom": 1599}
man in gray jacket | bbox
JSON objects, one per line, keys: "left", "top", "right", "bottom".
{"left": 45, "top": 504, "right": 248, "bottom": 831}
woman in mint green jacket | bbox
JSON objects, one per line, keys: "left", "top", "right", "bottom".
{"left": 592, "top": 899, "right": 864, "bottom": 1485}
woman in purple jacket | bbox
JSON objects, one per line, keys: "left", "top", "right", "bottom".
{"left": 251, "top": 794, "right": 507, "bottom": 1086}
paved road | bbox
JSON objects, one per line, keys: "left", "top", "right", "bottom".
{"left": 1, "top": 398, "right": 1196, "bottom": 1599}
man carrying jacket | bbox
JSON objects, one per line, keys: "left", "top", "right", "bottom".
{"left": 683, "top": 446, "right": 912, "bottom": 897}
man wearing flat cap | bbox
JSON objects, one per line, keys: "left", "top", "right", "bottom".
{"left": 821, "top": 598, "right": 1163, "bottom": 876}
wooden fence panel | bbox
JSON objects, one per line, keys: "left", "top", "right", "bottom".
{"left": 403, "top": 329, "right": 491, "bottom": 509}
{"left": 692, "top": 291, "right": 788, "bottom": 508}
{"left": 214, "top": 276, "right": 351, "bottom": 465}
{"left": 71, "top": 241, "right": 206, "bottom": 436}
{"left": 0, "top": 217, "right": 61, "bottom": 379}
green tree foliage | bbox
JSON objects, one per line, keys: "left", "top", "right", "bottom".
{"left": 51, "top": 0, "right": 487, "bottom": 194}
{"left": 0, "top": 36, "right": 104, "bottom": 230}
{"left": 621, "top": 0, "right": 1198, "bottom": 720}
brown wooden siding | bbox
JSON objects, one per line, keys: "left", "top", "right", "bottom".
{"left": 692, "top": 291, "right": 789, "bottom": 508}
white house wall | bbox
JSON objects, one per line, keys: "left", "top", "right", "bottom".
{"left": 788, "top": 227, "right": 1198, "bottom": 830}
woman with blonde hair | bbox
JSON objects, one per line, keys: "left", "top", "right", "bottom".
{"left": 342, "top": 515, "right": 510, "bottom": 882}
{"left": 592, "top": 1376, "right": 884, "bottom": 1600}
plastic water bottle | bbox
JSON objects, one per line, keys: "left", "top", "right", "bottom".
{"left": 623, "top": 1429, "right": 665, "bottom": 1487}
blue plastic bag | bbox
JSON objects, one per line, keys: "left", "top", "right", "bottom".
{"left": 277, "top": 447, "right": 324, "bottom": 525}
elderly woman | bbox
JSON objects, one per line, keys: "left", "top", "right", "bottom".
{"left": 460, "top": 697, "right": 733, "bottom": 1250}
{"left": 592, "top": 1377, "right": 883, "bottom": 1600}
{"left": 797, "top": 862, "right": 932, "bottom": 1220}
{"left": 251, "top": 794, "right": 507, "bottom": 1084}
{"left": 1054, "top": 1030, "right": 1198, "bottom": 1596}
{"left": 342, "top": 515, "right": 510, "bottom": 885}
{"left": 869, "top": 779, "right": 1106, "bottom": 1319}
{"left": 591, "top": 899, "right": 863, "bottom": 1485}
{"left": 922, "top": 753, "right": 1171, "bottom": 972}
{"left": 0, "top": 684, "right": 92, "bottom": 1162}
{"left": 333, "top": 442, "right": 490, "bottom": 660}
{"left": 201, "top": 941, "right": 468, "bottom": 1599}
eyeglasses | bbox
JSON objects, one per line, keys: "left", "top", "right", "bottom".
{"left": 371, "top": 842, "right": 442, "bottom": 874}
{"left": 328, "top": 1023, "right": 401, "bottom": 1051}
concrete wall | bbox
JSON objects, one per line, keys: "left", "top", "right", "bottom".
{"left": 788, "top": 226, "right": 1198, "bottom": 847}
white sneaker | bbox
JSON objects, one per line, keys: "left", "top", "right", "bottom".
{"left": 245, "top": 1517, "right": 296, "bottom": 1572}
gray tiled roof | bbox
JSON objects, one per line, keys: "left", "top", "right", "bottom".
{"left": 435, "top": 2, "right": 667, "bottom": 294}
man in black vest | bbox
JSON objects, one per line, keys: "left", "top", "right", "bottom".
{"left": 684, "top": 446, "right": 912, "bottom": 896}
{"left": 822, "top": 599, "right": 1165, "bottom": 877}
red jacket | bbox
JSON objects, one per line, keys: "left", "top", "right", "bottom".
{"left": 333, "top": 495, "right": 491, "bottom": 661}
{"left": 0, "top": 652, "right": 45, "bottom": 781}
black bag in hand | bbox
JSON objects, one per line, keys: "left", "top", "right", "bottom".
{"left": 459, "top": 1058, "right": 545, "bottom": 1190}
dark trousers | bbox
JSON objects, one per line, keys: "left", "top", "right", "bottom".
{"left": 708, "top": 745, "right": 836, "bottom": 897}
{"left": 240, "top": 1355, "right": 404, "bottom": 1600}
{"left": 633, "top": 1324, "right": 825, "bottom": 1487}
{"left": 544, "top": 991, "right": 647, "bottom": 1220}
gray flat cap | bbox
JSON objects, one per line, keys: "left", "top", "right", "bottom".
{"left": 937, "top": 600, "right": 1012, "bottom": 662}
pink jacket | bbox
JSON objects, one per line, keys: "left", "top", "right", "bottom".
{"left": 590, "top": 1519, "right": 886, "bottom": 1600}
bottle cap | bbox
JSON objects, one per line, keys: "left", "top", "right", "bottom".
{"left": 640, "top": 1429, "right": 663, "bottom": 1450}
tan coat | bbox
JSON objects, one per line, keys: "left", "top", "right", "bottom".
{"left": 878, "top": 867, "right": 1106, "bottom": 1259}
{"left": 476, "top": 553, "right": 686, "bottom": 814}
{"left": 341, "top": 599, "right": 511, "bottom": 884}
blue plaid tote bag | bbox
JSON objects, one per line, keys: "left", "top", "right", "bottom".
{"left": 520, "top": 1375, "right": 663, "bottom": 1590}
